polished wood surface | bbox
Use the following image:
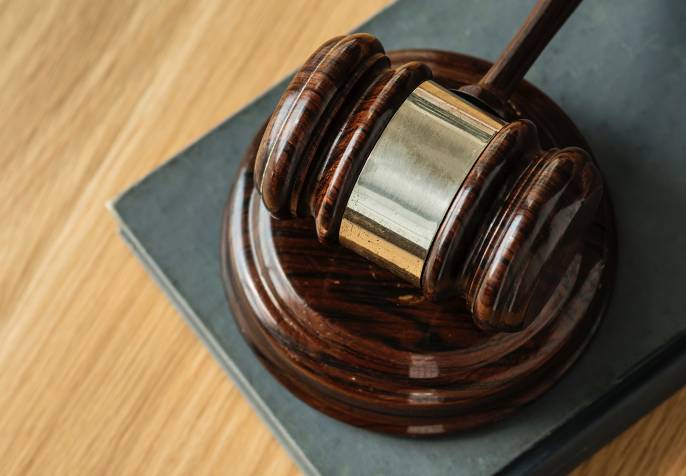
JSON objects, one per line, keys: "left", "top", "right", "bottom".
{"left": 427, "top": 121, "right": 603, "bottom": 332}
{"left": 256, "top": 33, "right": 431, "bottom": 244}
{"left": 255, "top": 33, "right": 387, "bottom": 220}
{"left": 224, "top": 50, "right": 614, "bottom": 435}
{"left": 2, "top": 0, "right": 686, "bottom": 472}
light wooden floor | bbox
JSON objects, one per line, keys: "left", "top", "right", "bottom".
{"left": 2, "top": 0, "right": 686, "bottom": 474}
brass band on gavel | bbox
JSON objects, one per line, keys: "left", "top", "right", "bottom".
{"left": 340, "top": 81, "right": 506, "bottom": 286}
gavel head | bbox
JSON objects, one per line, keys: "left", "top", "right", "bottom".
{"left": 254, "top": 33, "right": 602, "bottom": 334}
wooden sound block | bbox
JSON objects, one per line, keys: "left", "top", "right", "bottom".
{"left": 221, "top": 50, "right": 616, "bottom": 437}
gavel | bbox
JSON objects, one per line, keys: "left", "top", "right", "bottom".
{"left": 222, "top": 0, "right": 616, "bottom": 435}
{"left": 253, "top": 0, "right": 601, "bottom": 334}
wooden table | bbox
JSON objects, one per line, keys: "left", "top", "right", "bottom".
{"left": 2, "top": 0, "right": 685, "bottom": 474}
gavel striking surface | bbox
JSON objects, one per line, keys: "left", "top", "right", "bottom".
{"left": 221, "top": 50, "right": 616, "bottom": 436}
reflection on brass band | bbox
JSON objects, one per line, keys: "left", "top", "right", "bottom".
{"left": 340, "top": 80, "right": 506, "bottom": 286}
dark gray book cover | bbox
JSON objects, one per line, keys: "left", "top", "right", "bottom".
{"left": 108, "top": 0, "right": 686, "bottom": 474}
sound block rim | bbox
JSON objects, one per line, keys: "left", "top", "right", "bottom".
{"left": 221, "top": 49, "right": 616, "bottom": 437}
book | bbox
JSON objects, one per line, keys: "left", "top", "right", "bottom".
{"left": 109, "top": 0, "right": 686, "bottom": 474}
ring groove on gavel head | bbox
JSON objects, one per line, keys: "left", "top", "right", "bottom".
{"left": 254, "top": 34, "right": 603, "bottom": 333}
{"left": 255, "top": 33, "right": 430, "bottom": 226}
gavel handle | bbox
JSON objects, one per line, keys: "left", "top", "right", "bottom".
{"left": 459, "top": 0, "right": 583, "bottom": 118}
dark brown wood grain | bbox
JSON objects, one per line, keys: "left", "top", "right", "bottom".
{"left": 470, "top": 144, "right": 602, "bottom": 332}
{"left": 255, "top": 32, "right": 430, "bottom": 229}
{"left": 422, "top": 120, "right": 541, "bottom": 303}
{"left": 424, "top": 120, "right": 603, "bottom": 333}
{"left": 310, "top": 61, "right": 431, "bottom": 245}
{"left": 221, "top": 50, "right": 616, "bottom": 436}
{"left": 255, "top": 33, "right": 385, "bottom": 219}
{"left": 458, "top": 0, "right": 583, "bottom": 119}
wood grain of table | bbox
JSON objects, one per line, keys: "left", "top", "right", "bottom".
{"left": 1, "top": 0, "right": 685, "bottom": 474}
